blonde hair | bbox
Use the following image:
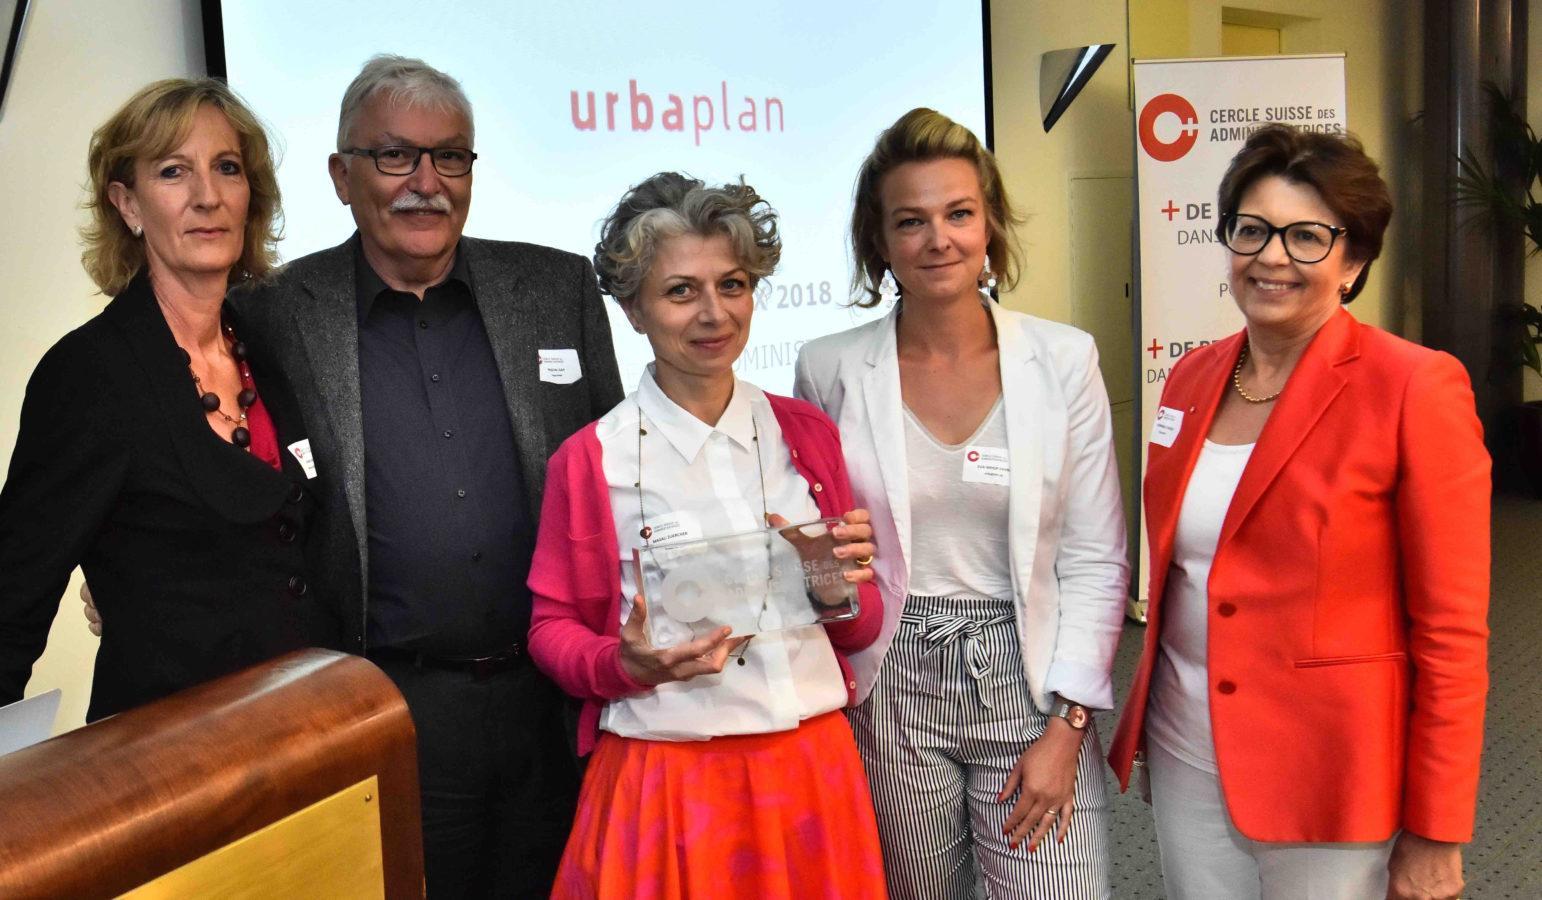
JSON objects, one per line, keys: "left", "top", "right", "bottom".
{"left": 82, "top": 78, "right": 282, "bottom": 296}
{"left": 849, "top": 107, "right": 1023, "bottom": 307}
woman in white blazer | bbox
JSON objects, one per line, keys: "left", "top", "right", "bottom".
{"left": 794, "top": 108, "right": 1129, "bottom": 900}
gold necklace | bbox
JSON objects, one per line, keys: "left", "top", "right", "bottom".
{"left": 1232, "top": 344, "right": 1283, "bottom": 404}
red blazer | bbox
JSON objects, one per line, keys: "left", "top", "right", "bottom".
{"left": 527, "top": 392, "right": 882, "bottom": 756}
{"left": 1108, "top": 308, "right": 1490, "bottom": 843}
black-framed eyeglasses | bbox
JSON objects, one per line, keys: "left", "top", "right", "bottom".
{"left": 1217, "top": 213, "right": 1347, "bottom": 264}
{"left": 342, "top": 145, "right": 478, "bottom": 177}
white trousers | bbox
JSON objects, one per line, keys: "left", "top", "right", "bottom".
{"left": 1147, "top": 741, "right": 1395, "bottom": 900}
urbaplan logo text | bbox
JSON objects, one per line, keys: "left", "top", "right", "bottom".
{"left": 571, "top": 80, "right": 785, "bottom": 146}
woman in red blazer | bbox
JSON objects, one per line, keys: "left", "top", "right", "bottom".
{"left": 1109, "top": 125, "right": 1488, "bottom": 900}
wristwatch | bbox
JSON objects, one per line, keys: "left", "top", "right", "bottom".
{"left": 1050, "top": 697, "right": 1090, "bottom": 730}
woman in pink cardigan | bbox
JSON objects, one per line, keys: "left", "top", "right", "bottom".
{"left": 527, "top": 172, "right": 888, "bottom": 899}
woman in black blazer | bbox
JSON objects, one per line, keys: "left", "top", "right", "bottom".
{"left": 0, "top": 79, "right": 338, "bottom": 721}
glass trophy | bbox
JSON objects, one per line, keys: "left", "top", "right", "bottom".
{"left": 631, "top": 517, "right": 860, "bottom": 646}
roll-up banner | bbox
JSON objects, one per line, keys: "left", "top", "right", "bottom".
{"left": 1131, "top": 54, "right": 1347, "bottom": 617}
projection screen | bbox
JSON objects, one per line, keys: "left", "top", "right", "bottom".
{"left": 212, "top": 0, "right": 990, "bottom": 393}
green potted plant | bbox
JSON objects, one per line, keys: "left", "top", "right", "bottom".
{"left": 1456, "top": 84, "right": 1542, "bottom": 495}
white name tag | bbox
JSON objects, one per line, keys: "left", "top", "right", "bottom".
{"left": 1151, "top": 406, "right": 1184, "bottom": 448}
{"left": 286, "top": 439, "right": 319, "bottom": 479}
{"left": 538, "top": 348, "right": 582, "bottom": 385}
{"left": 642, "top": 510, "right": 702, "bottom": 545}
{"left": 962, "top": 445, "right": 1010, "bottom": 485}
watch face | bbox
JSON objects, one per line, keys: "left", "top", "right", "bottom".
{"left": 1068, "top": 706, "right": 1090, "bottom": 729}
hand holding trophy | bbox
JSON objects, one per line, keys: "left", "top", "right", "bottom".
{"left": 616, "top": 593, "right": 748, "bottom": 687}
{"left": 631, "top": 508, "right": 876, "bottom": 646}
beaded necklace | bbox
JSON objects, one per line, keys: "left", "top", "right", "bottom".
{"left": 180, "top": 322, "right": 260, "bottom": 449}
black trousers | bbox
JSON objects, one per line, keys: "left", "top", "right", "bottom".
{"left": 373, "top": 655, "right": 582, "bottom": 899}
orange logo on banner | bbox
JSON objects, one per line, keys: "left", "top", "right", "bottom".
{"left": 1139, "top": 93, "right": 1200, "bottom": 162}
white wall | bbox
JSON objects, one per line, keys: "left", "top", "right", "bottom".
{"left": 0, "top": 0, "right": 203, "bottom": 732}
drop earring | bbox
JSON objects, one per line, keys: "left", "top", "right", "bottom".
{"left": 879, "top": 266, "right": 900, "bottom": 304}
{"left": 978, "top": 260, "right": 997, "bottom": 290}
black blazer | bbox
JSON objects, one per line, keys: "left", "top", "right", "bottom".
{"left": 0, "top": 274, "right": 340, "bottom": 720}
{"left": 229, "top": 235, "right": 624, "bottom": 653}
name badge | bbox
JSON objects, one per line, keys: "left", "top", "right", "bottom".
{"left": 286, "top": 439, "right": 319, "bottom": 479}
{"left": 962, "top": 445, "right": 1010, "bottom": 485}
{"left": 538, "top": 348, "right": 582, "bottom": 385}
{"left": 641, "top": 509, "right": 703, "bottom": 546}
{"left": 1151, "top": 407, "right": 1183, "bottom": 448}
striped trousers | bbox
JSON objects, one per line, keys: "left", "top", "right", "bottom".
{"left": 847, "top": 595, "right": 1111, "bottom": 900}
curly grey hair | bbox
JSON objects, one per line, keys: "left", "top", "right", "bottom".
{"left": 336, "top": 54, "right": 474, "bottom": 150}
{"left": 594, "top": 172, "right": 781, "bottom": 305}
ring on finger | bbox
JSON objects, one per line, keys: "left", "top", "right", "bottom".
{"left": 854, "top": 555, "right": 874, "bottom": 566}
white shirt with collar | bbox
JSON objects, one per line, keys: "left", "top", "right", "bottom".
{"left": 597, "top": 366, "right": 846, "bottom": 741}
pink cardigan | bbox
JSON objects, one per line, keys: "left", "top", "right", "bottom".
{"left": 528, "top": 392, "right": 883, "bottom": 755}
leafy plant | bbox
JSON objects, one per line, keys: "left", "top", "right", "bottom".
{"left": 1455, "top": 83, "right": 1542, "bottom": 377}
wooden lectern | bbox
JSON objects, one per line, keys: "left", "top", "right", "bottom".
{"left": 0, "top": 649, "right": 423, "bottom": 899}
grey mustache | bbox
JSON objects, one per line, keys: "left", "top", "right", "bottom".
{"left": 390, "top": 192, "right": 453, "bottom": 213}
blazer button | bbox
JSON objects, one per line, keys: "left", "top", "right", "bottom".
{"left": 1217, "top": 680, "right": 1237, "bottom": 695}
{"left": 848, "top": 680, "right": 856, "bottom": 690}
{"left": 277, "top": 521, "right": 297, "bottom": 544}
{"left": 791, "top": 449, "right": 799, "bottom": 458}
{"left": 1217, "top": 602, "right": 1236, "bottom": 617}
{"left": 286, "top": 575, "right": 308, "bottom": 597}
{"left": 288, "top": 484, "right": 305, "bottom": 504}
{"left": 813, "top": 483, "right": 823, "bottom": 493}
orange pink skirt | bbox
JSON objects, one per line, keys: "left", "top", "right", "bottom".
{"left": 551, "top": 710, "right": 887, "bottom": 899}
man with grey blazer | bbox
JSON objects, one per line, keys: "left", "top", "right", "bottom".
{"left": 231, "top": 56, "right": 622, "bottom": 898}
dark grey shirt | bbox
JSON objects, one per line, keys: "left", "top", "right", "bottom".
{"left": 355, "top": 246, "right": 532, "bottom": 656}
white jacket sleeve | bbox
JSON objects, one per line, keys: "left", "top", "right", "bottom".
{"left": 1041, "top": 335, "right": 1130, "bottom": 710}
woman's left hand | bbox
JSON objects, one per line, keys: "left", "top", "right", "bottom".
{"left": 999, "top": 719, "right": 1084, "bottom": 852}
{"left": 1387, "top": 832, "right": 1463, "bottom": 900}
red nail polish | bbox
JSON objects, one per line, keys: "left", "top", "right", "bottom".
{"left": 1009, "top": 841, "right": 1018, "bottom": 850}
{"left": 1028, "top": 844, "right": 1037, "bottom": 854}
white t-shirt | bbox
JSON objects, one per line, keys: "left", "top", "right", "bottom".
{"left": 1144, "top": 439, "right": 1255, "bottom": 773}
{"left": 902, "top": 397, "right": 1014, "bottom": 600}
{"left": 597, "top": 366, "right": 845, "bottom": 741}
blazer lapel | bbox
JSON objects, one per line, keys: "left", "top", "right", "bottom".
{"left": 290, "top": 244, "right": 370, "bottom": 559}
{"left": 861, "top": 307, "right": 912, "bottom": 571}
{"left": 991, "top": 301, "right": 1044, "bottom": 597}
{"left": 247, "top": 349, "right": 313, "bottom": 489}
{"left": 1218, "top": 308, "right": 1358, "bottom": 549}
{"left": 1144, "top": 331, "right": 1239, "bottom": 593}
{"left": 462, "top": 238, "right": 547, "bottom": 522}
{"left": 109, "top": 275, "right": 294, "bottom": 521}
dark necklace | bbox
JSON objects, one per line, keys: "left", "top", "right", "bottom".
{"left": 180, "top": 322, "right": 259, "bottom": 449}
